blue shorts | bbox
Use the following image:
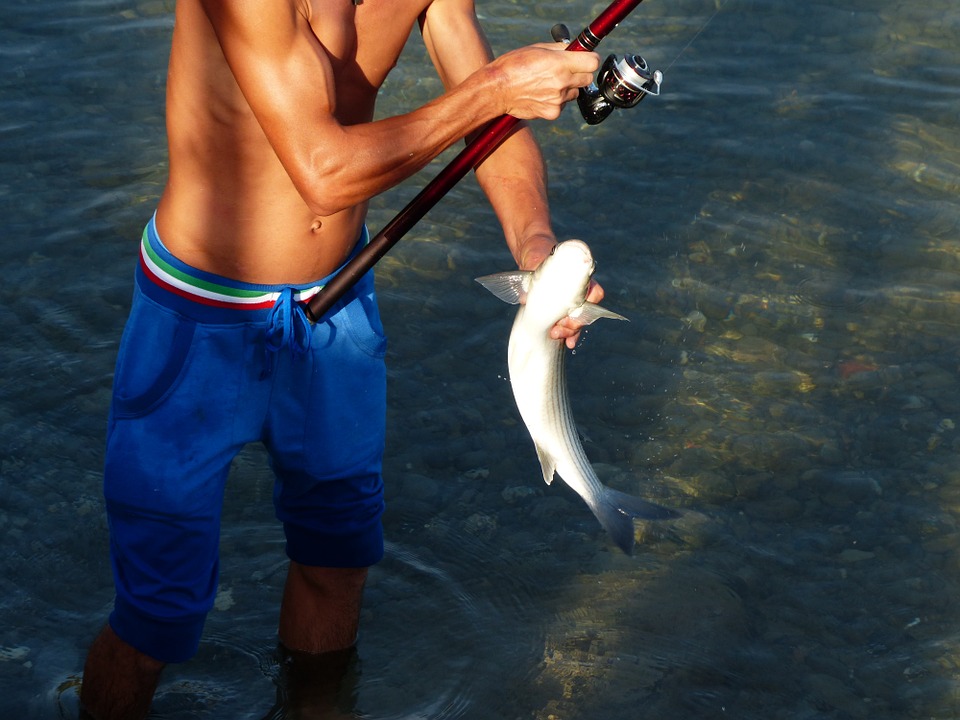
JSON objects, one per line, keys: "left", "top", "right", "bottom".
{"left": 104, "top": 214, "right": 387, "bottom": 663}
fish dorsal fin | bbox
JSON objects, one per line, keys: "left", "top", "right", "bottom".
{"left": 474, "top": 271, "right": 531, "bottom": 305}
{"left": 535, "top": 445, "right": 557, "bottom": 485}
{"left": 569, "top": 302, "right": 628, "bottom": 325}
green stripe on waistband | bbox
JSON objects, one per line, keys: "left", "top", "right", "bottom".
{"left": 141, "top": 226, "right": 268, "bottom": 300}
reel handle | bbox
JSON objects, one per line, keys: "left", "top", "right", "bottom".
{"left": 551, "top": 23, "right": 573, "bottom": 44}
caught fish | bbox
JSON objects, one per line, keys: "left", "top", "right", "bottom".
{"left": 476, "top": 240, "right": 677, "bottom": 554}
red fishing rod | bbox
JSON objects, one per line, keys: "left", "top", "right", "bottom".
{"left": 306, "top": 0, "right": 661, "bottom": 322}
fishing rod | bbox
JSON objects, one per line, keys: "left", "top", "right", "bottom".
{"left": 305, "top": 0, "right": 662, "bottom": 322}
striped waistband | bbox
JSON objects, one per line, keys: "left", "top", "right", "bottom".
{"left": 137, "top": 213, "right": 369, "bottom": 322}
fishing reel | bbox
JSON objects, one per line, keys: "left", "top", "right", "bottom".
{"left": 552, "top": 23, "right": 662, "bottom": 126}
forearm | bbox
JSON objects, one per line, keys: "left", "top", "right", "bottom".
{"left": 418, "top": 0, "right": 573, "bottom": 269}
{"left": 301, "top": 66, "right": 508, "bottom": 216}
{"left": 474, "top": 124, "right": 558, "bottom": 270}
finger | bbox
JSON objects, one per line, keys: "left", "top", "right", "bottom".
{"left": 533, "top": 44, "right": 599, "bottom": 78}
{"left": 572, "top": 73, "right": 596, "bottom": 88}
{"left": 584, "top": 279, "right": 604, "bottom": 303}
{"left": 567, "top": 51, "right": 601, "bottom": 73}
{"left": 550, "top": 321, "right": 581, "bottom": 350}
{"left": 551, "top": 316, "right": 583, "bottom": 339}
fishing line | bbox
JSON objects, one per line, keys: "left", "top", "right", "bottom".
{"left": 661, "top": 0, "right": 730, "bottom": 73}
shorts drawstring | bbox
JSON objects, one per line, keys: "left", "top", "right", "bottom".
{"left": 262, "top": 288, "right": 312, "bottom": 379}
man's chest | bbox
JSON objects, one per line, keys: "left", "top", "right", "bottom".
{"left": 305, "top": 0, "right": 434, "bottom": 89}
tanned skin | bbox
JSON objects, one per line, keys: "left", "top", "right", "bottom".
{"left": 82, "top": 0, "right": 600, "bottom": 717}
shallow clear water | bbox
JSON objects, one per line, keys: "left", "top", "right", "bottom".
{"left": 2, "top": 0, "right": 960, "bottom": 717}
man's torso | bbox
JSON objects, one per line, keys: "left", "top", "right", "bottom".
{"left": 157, "top": 0, "right": 436, "bottom": 283}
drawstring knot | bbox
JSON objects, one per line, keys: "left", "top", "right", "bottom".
{"left": 262, "top": 288, "right": 312, "bottom": 379}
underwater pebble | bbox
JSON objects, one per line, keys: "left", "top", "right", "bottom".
{"left": 463, "top": 513, "right": 497, "bottom": 539}
{"left": 683, "top": 310, "right": 707, "bottom": 332}
{"left": 630, "top": 439, "right": 678, "bottom": 467}
{"left": 921, "top": 532, "right": 960, "bottom": 555}
{"left": 213, "top": 587, "right": 235, "bottom": 612}
{"left": 819, "top": 442, "right": 844, "bottom": 465}
{"left": 529, "top": 496, "right": 573, "bottom": 521}
{"left": 733, "top": 472, "right": 773, "bottom": 499}
{"left": 400, "top": 473, "right": 441, "bottom": 501}
{"left": 501, "top": 485, "right": 537, "bottom": 504}
{"left": 817, "top": 471, "right": 883, "bottom": 506}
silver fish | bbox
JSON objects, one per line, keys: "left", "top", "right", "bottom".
{"left": 476, "top": 239, "right": 677, "bottom": 554}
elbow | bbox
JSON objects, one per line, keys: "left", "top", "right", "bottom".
{"left": 293, "top": 149, "right": 363, "bottom": 217}
{"left": 291, "top": 135, "right": 400, "bottom": 216}
{"left": 297, "top": 172, "right": 355, "bottom": 218}
{"left": 279, "top": 121, "right": 382, "bottom": 216}
{"left": 282, "top": 141, "right": 363, "bottom": 217}
{"left": 302, "top": 190, "right": 352, "bottom": 218}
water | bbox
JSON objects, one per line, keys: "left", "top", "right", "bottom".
{"left": 2, "top": 0, "right": 960, "bottom": 717}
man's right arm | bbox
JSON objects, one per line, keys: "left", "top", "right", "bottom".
{"left": 198, "top": 0, "right": 597, "bottom": 217}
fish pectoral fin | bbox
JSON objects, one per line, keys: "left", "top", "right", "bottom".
{"left": 570, "top": 302, "right": 628, "bottom": 325}
{"left": 474, "top": 271, "right": 531, "bottom": 305}
{"left": 535, "top": 445, "right": 557, "bottom": 485}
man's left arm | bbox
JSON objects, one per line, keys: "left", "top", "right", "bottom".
{"left": 420, "top": 0, "right": 602, "bottom": 348}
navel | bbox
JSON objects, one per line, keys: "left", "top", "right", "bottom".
{"left": 310, "top": 219, "right": 323, "bottom": 233}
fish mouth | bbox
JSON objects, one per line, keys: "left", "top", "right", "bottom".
{"left": 555, "top": 239, "right": 595, "bottom": 272}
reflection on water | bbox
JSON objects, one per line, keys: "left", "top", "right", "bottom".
{"left": 3, "top": 0, "right": 960, "bottom": 718}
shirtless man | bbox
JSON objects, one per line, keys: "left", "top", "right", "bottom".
{"left": 80, "top": 0, "right": 600, "bottom": 717}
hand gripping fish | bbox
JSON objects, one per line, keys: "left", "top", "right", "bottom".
{"left": 476, "top": 240, "right": 678, "bottom": 554}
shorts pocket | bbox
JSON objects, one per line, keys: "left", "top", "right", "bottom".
{"left": 112, "top": 296, "right": 197, "bottom": 418}
{"left": 340, "top": 287, "right": 387, "bottom": 358}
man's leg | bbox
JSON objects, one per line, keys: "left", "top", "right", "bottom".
{"left": 270, "top": 563, "right": 367, "bottom": 718}
{"left": 267, "top": 644, "right": 361, "bottom": 719}
{"left": 266, "top": 271, "right": 385, "bottom": 716}
{"left": 278, "top": 562, "right": 368, "bottom": 653}
{"left": 79, "top": 625, "right": 165, "bottom": 720}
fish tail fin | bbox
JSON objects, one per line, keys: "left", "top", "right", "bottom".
{"left": 594, "top": 487, "right": 680, "bottom": 555}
